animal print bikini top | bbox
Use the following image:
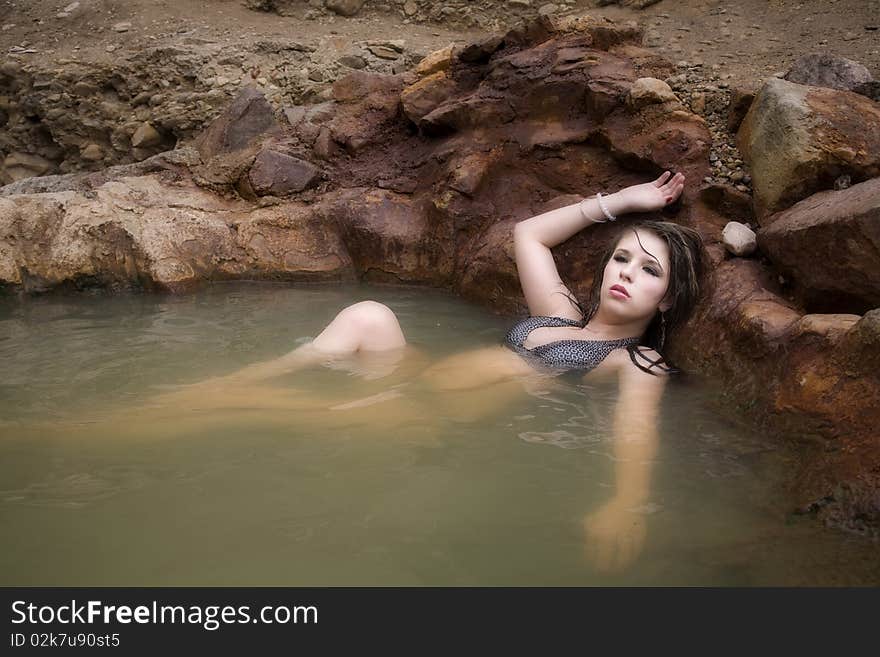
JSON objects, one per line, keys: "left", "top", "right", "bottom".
{"left": 503, "top": 315, "right": 677, "bottom": 376}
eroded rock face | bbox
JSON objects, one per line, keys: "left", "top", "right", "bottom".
{"left": 0, "top": 35, "right": 422, "bottom": 182}
{"left": 0, "top": 175, "right": 354, "bottom": 293}
{"left": 321, "top": 188, "right": 453, "bottom": 284}
{"left": 737, "top": 78, "right": 880, "bottom": 222}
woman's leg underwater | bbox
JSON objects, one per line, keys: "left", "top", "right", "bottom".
{"left": 191, "top": 300, "right": 414, "bottom": 387}
{"left": 45, "top": 301, "right": 434, "bottom": 441}
{"left": 141, "top": 300, "right": 427, "bottom": 415}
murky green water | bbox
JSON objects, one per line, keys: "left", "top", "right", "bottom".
{"left": 1, "top": 282, "right": 877, "bottom": 585}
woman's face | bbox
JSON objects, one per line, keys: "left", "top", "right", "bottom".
{"left": 600, "top": 229, "right": 672, "bottom": 322}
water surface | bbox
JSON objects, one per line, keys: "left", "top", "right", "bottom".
{"left": 1, "top": 282, "right": 877, "bottom": 585}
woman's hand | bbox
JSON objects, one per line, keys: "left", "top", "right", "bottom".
{"left": 583, "top": 499, "right": 647, "bottom": 573}
{"left": 617, "top": 171, "right": 686, "bottom": 215}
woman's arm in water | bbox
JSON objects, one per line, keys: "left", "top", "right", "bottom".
{"left": 583, "top": 355, "right": 668, "bottom": 573}
{"left": 512, "top": 172, "right": 683, "bottom": 321}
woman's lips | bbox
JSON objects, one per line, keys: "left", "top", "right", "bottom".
{"left": 609, "top": 285, "right": 630, "bottom": 299}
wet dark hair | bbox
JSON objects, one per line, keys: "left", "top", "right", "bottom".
{"left": 565, "top": 220, "right": 709, "bottom": 375}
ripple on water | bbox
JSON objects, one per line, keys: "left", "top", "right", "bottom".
{"left": 0, "top": 465, "right": 187, "bottom": 508}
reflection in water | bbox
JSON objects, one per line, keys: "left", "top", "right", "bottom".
{"left": 1, "top": 282, "right": 878, "bottom": 586}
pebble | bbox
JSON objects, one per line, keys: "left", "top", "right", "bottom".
{"left": 112, "top": 22, "right": 132, "bottom": 33}
{"left": 722, "top": 221, "right": 757, "bottom": 257}
{"left": 368, "top": 45, "right": 399, "bottom": 59}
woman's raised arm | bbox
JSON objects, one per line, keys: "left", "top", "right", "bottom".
{"left": 512, "top": 172, "right": 685, "bottom": 320}
{"left": 512, "top": 192, "right": 629, "bottom": 320}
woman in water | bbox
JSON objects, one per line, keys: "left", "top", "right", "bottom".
{"left": 156, "top": 170, "right": 707, "bottom": 572}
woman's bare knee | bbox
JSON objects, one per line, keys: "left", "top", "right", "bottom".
{"left": 312, "top": 300, "right": 405, "bottom": 353}
{"left": 349, "top": 301, "right": 406, "bottom": 351}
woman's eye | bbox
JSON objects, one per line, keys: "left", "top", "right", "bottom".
{"left": 613, "top": 255, "right": 627, "bottom": 263}
{"left": 644, "top": 267, "right": 659, "bottom": 276}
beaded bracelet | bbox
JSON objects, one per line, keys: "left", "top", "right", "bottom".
{"left": 595, "top": 192, "right": 617, "bottom": 222}
{"left": 579, "top": 192, "right": 617, "bottom": 224}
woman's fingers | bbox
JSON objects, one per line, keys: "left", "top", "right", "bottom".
{"left": 662, "top": 172, "right": 684, "bottom": 187}
{"left": 655, "top": 171, "right": 672, "bottom": 186}
{"left": 661, "top": 173, "right": 685, "bottom": 198}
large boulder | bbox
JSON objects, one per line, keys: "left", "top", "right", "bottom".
{"left": 737, "top": 78, "right": 880, "bottom": 223}
{"left": 758, "top": 177, "right": 880, "bottom": 313}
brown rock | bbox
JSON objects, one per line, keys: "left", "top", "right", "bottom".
{"left": 312, "top": 127, "right": 340, "bottom": 161}
{"left": 2, "top": 152, "right": 53, "bottom": 182}
{"left": 247, "top": 150, "right": 320, "bottom": 196}
{"left": 326, "top": 0, "right": 365, "bottom": 17}
{"left": 329, "top": 71, "right": 407, "bottom": 153}
{"left": 448, "top": 151, "right": 497, "bottom": 197}
{"left": 784, "top": 53, "right": 874, "bottom": 94}
{"left": 338, "top": 55, "right": 367, "bottom": 70}
{"left": 321, "top": 188, "right": 452, "bottom": 284}
{"left": 131, "top": 122, "right": 162, "bottom": 148}
{"left": 551, "top": 13, "right": 643, "bottom": 50}
{"left": 236, "top": 204, "right": 353, "bottom": 279}
{"left": 367, "top": 45, "right": 399, "bottom": 60}
{"left": 457, "top": 218, "right": 523, "bottom": 311}
{"left": 400, "top": 71, "right": 459, "bottom": 124}
{"left": 80, "top": 144, "right": 104, "bottom": 161}
{"left": 836, "top": 309, "right": 880, "bottom": 374}
{"left": 421, "top": 95, "right": 516, "bottom": 134}
{"left": 737, "top": 78, "right": 880, "bottom": 222}
{"left": 757, "top": 177, "right": 880, "bottom": 313}
{"left": 283, "top": 106, "right": 306, "bottom": 128}
{"left": 415, "top": 44, "right": 456, "bottom": 76}
{"left": 794, "top": 313, "right": 861, "bottom": 345}
{"left": 501, "top": 15, "right": 557, "bottom": 49}
{"left": 0, "top": 176, "right": 352, "bottom": 292}
{"left": 726, "top": 84, "right": 756, "bottom": 133}
{"left": 194, "top": 86, "right": 280, "bottom": 159}
{"left": 608, "top": 44, "right": 675, "bottom": 81}
{"left": 598, "top": 104, "right": 710, "bottom": 175}
{"left": 699, "top": 183, "right": 753, "bottom": 224}
{"left": 457, "top": 35, "right": 504, "bottom": 64}
{"left": 625, "top": 77, "right": 681, "bottom": 112}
